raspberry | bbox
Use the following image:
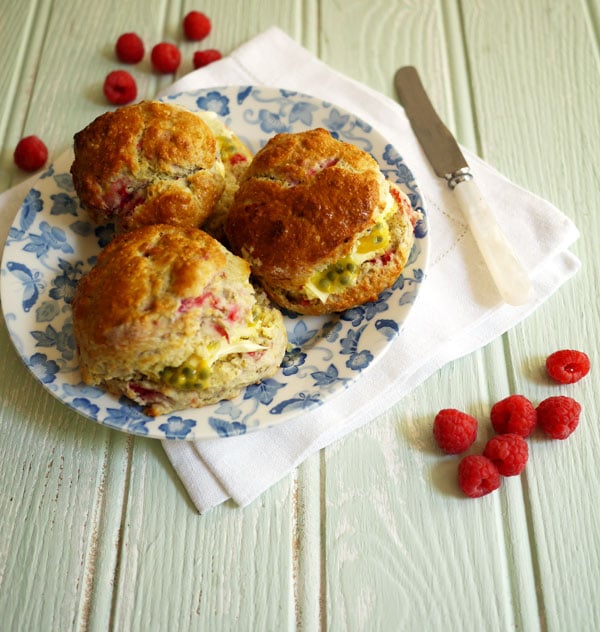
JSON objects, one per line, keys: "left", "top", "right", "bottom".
{"left": 433, "top": 408, "right": 478, "bottom": 454}
{"left": 490, "top": 394, "right": 537, "bottom": 437}
{"left": 151, "top": 42, "right": 181, "bottom": 73}
{"left": 536, "top": 396, "right": 581, "bottom": 440}
{"left": 458, "top": 455, "right": 501, "bottom": 498}
{"left": 483, "top": 433, "right": 528, "bottom": 476}
{"left": 545, "top": 349, "right": 590, "bottom": 384}
{"left": 103, "top": 70, "right": 137, "bottom": 105}
{"left": 183, "top": 11, "right": 211, "bottom": 40}
{"left": 193, "top": 49, "right": 222, "bottom": 69}
{"left": 115, "top": 32, "right": 145, "bottom": 63}
{"left": 13, "top": 135, "right": 48, "bottom": 171}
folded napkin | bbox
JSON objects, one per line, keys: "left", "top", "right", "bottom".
{"left": 0, "top": 28, "right": 579, "bottom": 514}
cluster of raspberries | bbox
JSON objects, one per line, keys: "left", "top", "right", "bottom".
{"left": 14, "top": 11, "right": 222, "bottom": 171}
{"left": 433, "top": 349, "right": 590, "bottom": 498}
{"left": 105, "top": 11, "right": 221, "bottom": 106}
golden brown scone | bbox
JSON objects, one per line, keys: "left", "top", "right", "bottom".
{"left": 70, "top": 100, "right": 226, "bottom": 234}
{"left": 224, "top": 128, "right": 420, "bottom": 315}
{"left": 197, "top": 111, "right": 253, "bottom": 242}
{"left": 72, "top": 224, "right": 287, "bottom": 417}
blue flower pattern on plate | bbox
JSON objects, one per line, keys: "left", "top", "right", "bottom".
{"left": 0, "top": 86, "right": 428, "bottom": 440}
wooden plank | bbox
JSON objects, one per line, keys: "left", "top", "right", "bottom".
{"left": 0, "top": 329, "right": 131, "bottom": 631}
{"left": 460, "top": 0, "right": 600, "bottom": 629}
{"left": 315, "top": 1, "right": 529, "bottom": 629}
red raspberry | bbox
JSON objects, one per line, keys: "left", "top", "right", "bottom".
{"left": 103, "top": 70, "right": 137, "bottom": 105}
{"left": 545, "top": 349, "right": 590, "bottom": 384}
{"left": 433, "top": 408, "right": 478, "bottom": 454}
{"left": 183, "top": 11, "right": 211, "bottom": 40}
{"left": 151, "top": 42, "right": 181, "bottom": 73}
{"left": 115, "top": 32, "right": 145, "bottom": 63}
{"left": 483, "top": 433, "right": 528, "bottom": 476}
{"left": 13, "top": 135, "right": 48, "bottom": 171}
{"left": 490, "top": 394, "right": 537, "bottom": 437}
{"left": 536, "top": 396, "right": 581, "bottom": 440}
{"left": 193, "top": 49, "right": 222, "bottom": 69}
{"left": 458, "top": 455, "right": 501, "bottom": 498}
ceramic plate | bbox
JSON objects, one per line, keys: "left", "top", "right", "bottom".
{"left": 1, "top": 86, "right": 428, "bottom": 440}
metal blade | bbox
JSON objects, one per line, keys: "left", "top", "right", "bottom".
{"left": 394, "top": 66, "right": 469, "bottom": 180}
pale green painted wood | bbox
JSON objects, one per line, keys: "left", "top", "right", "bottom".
{"left": 0, "top": 0, "right": 599, "bottom": 630}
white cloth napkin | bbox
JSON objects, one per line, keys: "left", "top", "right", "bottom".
{"left": 0, "top": 28, "right": 580, "bottom": 513}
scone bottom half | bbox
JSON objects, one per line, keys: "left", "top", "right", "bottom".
{"left": 72, "top": 224, "right": 287, "bottom": 417}
{"left": 70, "top": 101, "right": 252, "bottom": 238}
{"left": 225, "top": 128, "right": 422, "bottom": 315}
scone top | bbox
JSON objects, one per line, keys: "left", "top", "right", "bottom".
{"left": 225, "top": 128, "right": 390, "bottom": 283}
{"left": 70, "top": 100, "right": 226, "bottom": 233}
{"left": 72, "top": 224, "right": 252, "bottom": 381}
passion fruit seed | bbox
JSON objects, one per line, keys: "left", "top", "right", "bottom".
{"left": 313, "top": 257, "right": 361, "bottom": 294}
{"left": 160, "top": 356, "right": 210, "bottom": 389}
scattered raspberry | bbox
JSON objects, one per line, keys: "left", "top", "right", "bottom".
{"left": 193, "top": 49, "right": 222, "bottom": 69}
{"left": 537, "top": 396, "right": 581, "bottom": 440}
{"left": 115, "top": 32, "right": 145, "bottom": 63}
{"left": 151, "top": 42, "right": 181, "bottom": 73}
{"left": 490, "top": 394, "right": 537, "bottom": 437}
{"left": 545, "top": 349, "right": 590, "bottom": 384}
{"left": 458, "top": 455, "right": 501, "bottom": 498}
{"left": 183, "top": 11, "right": 211, "bottom": 40}
{"left": 433, "top": 408, "right": 478, "bottom": 454}
{"left": 103, "top": 70, "right": 137, "bottom": 105}
{"left": 13, "top": 135, "right": 48, "bottom": 171}
{"left": 483, "top": 433, "right": 528, "bottom": 476}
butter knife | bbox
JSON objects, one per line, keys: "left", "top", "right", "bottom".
{"left": 394, "top": 66, "right": 532, "bottom": 306}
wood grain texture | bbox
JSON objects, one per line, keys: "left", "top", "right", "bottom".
{"left": 0, "top": 0, "right": 599, "bottom": 630}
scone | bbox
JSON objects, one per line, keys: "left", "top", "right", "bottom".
{"left": 197, "top": 110, "right": 253, "bottom": 242}
{"left": 70, "top": 100, "right": 226, "bottom": 233}
{"left": 224, "top": 128, "right": 420, "bottom": 315}
{"left": 72, "top": 224, "right": 287, "bottom": 417}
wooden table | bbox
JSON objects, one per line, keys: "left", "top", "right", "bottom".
{"left": 1, "top": 1, "right": 598, "bottom": 630}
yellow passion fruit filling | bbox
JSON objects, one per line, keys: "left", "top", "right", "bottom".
{"left": 158, "top": 325, "right": 267, "bottom": 391}
{"left": 304, "top": 204, "right": 393, "bottom": 303}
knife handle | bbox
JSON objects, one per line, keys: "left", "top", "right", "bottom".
{"left": 452, "top": 179, "right": 532, "bottom": 305}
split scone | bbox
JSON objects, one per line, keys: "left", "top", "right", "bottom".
{"left": 224, "top": 128, "right": 420, "bottom": 315}
{"left": 72, "top": 224, "right": 287, "bottom": 417}
{"left": 70, "top": 100, "right": 227, "bottom": 234}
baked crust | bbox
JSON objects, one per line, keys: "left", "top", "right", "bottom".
{"left": 224, "top": 128, "right": 417, "bottom": 314}
{"left": 72, "top": 224, "right": 287, "bottom": 416}
{"left": 70, "top": 100, "right": 226, "bottom": 233}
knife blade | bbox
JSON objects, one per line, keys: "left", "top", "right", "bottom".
{"left": 394, "top": 66, "right": 532, "bottom": 306}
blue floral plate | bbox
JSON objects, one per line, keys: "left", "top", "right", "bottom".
{"left": 0, "top": 86, "right": 428, "bottom": 440}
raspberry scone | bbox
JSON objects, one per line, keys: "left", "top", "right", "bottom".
{"left": 72, "top": 224, "right": 287, "bottom": 416}
{"left": 70, "top": 100, "right": 226, "bottom": 233}
{"left": 224, "top": 128, "right": 421, "bottom": 315}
